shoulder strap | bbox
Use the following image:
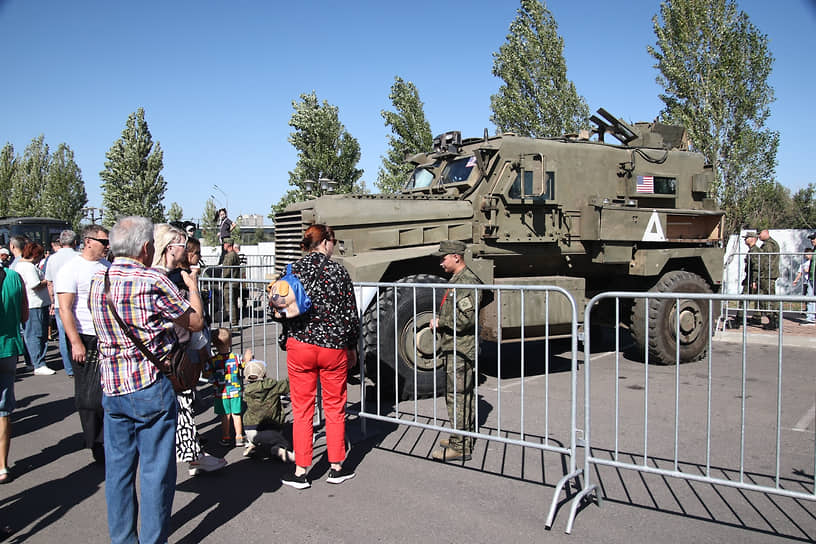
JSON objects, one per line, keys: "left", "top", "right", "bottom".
{"left": 103, "top": 270, "right": 167, "bottom": 373}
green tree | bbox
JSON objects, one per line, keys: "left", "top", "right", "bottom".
{"left": 253, "top": 227, "right": 266, "bottom": 244}
{"left": 9, "top": 135, "right": 50, "bottom": 216}
{"left": 648, "top": 0, "right": 778, "bottom": 233}
{"left": 271, "top": 91, "right": 363, "bottom": 214}
{"left": 100, "top": 108, "right": 167, "bottom": 226}
{"left": 167, "top": 202, "right": 183, "bottom": 222}
{"left": 490, "top": 0, "right": 590, "bottom": 138}
{"left": 201, "top": 198, "right": 218, "bottom": 246}
{"left": 376, "top": 76, "right": 433, "bottom": 194}
{"left": 41, "top": 143, "right": 87, "bottom": 230}
{"left": 0, "top": 144, "right": 16, "bottom": 217}
{"left": 788, "top": 184, "right": 816, "bottom": 229}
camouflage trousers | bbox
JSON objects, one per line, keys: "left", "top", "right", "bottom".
{"left": 758, "top": 277, "right": 778, "bottom": 325}
{"left": 443, "top": 353, "right": 475, "bottom": 454}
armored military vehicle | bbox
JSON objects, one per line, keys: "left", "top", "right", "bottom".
{"left": 275, "top": 109, "right": 724, "bottom": 398}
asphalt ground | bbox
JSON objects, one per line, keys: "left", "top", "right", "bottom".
{"left": 0, "top": 317, "right": 813, "bottom": 543}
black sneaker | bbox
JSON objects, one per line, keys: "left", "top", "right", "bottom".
{"left": 281, "top": 470, "right": 311, "bottom": 490}
{"left": 326, "top": 466, "right": 355, "bottom": 484}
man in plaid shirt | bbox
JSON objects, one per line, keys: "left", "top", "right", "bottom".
{"left": 89, "top": 216, "right": 204, "bottom": 544}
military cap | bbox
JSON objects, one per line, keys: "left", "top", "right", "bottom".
{"left": 432, "top": 240, "right": 467, "bottom": 256}
{"left": 222, "top": 237, "right": 234, "bottom": 244}
{"left": 742, "top": 230, "right": 758, "bottom": 239}
{"left": 0, "top": 248, "right": 8, "bottom": 256}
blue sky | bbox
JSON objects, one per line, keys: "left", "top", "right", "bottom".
{"left": 1, "top": 0, "right": 813, "bottom": 224}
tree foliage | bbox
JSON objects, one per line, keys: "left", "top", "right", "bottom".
{"left": 201, "top": 198, "right": 218, "bottom": 246}
{"left": 490, "top": 0, "right": 590, "bottom": 138}
{"left": 9, "top": 135, "right": 50, "bottom": 216}
{"left": 270, "top": 91, "right": 363, "bottom": 215}
{"left": 41, "top": 143, "right": 88, "bottom": 230}
{"left": 100, "top": 108, "right": 167, "bottom": 226}
{"left": 0, "top": 144, "right": 16, "bottom": 217}
{"left": 3, "top": 137, "right": 86, "bottom": 229}
{"left": 376, "top": 76, "right": 433, "bottom": 194}
{"left": 167, "top": 202, "right": 183, "bottom": 222}
{"left": 648, "top": 0, "right": 778, "bottom": 233}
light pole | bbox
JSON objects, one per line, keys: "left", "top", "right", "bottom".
{"left": 212, "top": 184, "right": 229, "bottom": 211}
{"left": 82, "top": 206, "right": 104, "bottom": 224}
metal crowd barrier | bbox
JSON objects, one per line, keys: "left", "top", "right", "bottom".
{"left": 354, "top": 281, "right": 581, "bottom": 530}
{"left": 567, "top": 291, "right": 816, "bottom": 534}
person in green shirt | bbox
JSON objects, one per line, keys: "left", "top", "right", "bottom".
{"left": 0, "top": 266, "right": 28, "bottom": 485}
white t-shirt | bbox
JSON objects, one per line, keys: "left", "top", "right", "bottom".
{"left": 16, "top": 261, "right": 51, "bottom": 308}
{"left": 45, "top": 247, "right": 79, "bottom": 309}
{"left": 55, "top": 255, "right": 111, "bottom": 335}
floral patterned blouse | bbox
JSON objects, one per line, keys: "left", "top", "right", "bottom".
{"left": 284, "top": 251, "right": 359, "bottom": 350}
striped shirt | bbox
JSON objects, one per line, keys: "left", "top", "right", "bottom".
{"left": 89, "top": 257, "right": 191, "bottom": 396}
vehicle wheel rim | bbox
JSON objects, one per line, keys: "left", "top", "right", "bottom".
{"left": 399, "top": 311, "right": 440, "bottom": 372}
{"left": 670, "top": 299, "right": 704, "bottom": 345}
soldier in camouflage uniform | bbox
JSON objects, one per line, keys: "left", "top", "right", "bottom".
{"left": 757, "top": 229, "right": 780, "bottom": 330}
{"left": 429, "top": 240, "right": 482, "bottom": 462}
{"left": 221, "top": 238, "right": 241, "bottom": 327}
{"left": 733, "top": 231, "right": 760, "bottom": 327}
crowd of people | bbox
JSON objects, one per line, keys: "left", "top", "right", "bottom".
{"left": 0, "top": 216, "right": 363, "bottom": 542}
{"left": 735, "top": 229, "right": 816, "bottom": 328}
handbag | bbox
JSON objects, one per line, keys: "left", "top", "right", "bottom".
{"left": 103, "top": 271, "right": 201, "bottom": 393}
{"left": 268, "top": 254, "right": 328, "bottom": 319}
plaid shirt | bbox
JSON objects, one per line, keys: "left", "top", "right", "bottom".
{"left": 89, "top": 257, "right": 191, "bottom": 396}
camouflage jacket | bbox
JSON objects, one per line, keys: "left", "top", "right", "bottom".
{"left": 243, "top": 377, "right": 289, "bottom": 429}
{"left": 221, "top": 250, "right": 241, "bottom": 279}
{"left": 758, "top": 237, "right": 779, "bottom": 280}
{"left": 742, "top": 245, "right": 760, "bottom": 288}
{"left": 437, "top": 266, "right": 482, "bottom": 358}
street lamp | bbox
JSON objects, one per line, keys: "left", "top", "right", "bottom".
{"left": 212, "top": 184, "right": 229, "bottom": 211}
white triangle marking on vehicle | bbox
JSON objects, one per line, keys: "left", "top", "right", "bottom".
{"left": 642, "top": 210, "right": 666, "bottom": 242}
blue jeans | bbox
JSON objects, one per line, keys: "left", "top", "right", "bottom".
{"left": 23, "top": 307, "right": 49, "bottom": 369}
{"left": 103, "top": 376, "right": 177, "bottom": 544}
{"left": 806, "top": 281, "right": 816, "bottom": 322}
{"left": 54, "top": 311, "right": 73, "bottom": 376}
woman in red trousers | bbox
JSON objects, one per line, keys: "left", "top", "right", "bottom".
{"left": 279, "top": 224, "right": 359, "bottom": 489}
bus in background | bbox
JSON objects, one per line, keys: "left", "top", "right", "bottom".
{"left": 0, "top": 217, "right": 71, "bottom": 248}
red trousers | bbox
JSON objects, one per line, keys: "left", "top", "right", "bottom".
{"left": 286, "top": 338, "right": 348, "bottom": 467}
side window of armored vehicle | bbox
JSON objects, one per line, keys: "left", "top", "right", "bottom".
{"left": 439, "top": 157, "right": 476, "bottom": 185}
{"left": 654, "top": 176, "right": 676, "bottom": 194}
{"left": 508, "top": 171, "right": 555, "bottom": 200}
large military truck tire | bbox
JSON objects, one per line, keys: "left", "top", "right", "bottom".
{"left": 629, "top": 270, "right": 712, "bottom": 365}
{"left": 362, "top": 274, "right": 447, "bottom": 400}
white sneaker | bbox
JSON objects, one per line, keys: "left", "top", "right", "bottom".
{"left": 188, "top": 454, "right": 227, "bottom": 476}
{"left": 34, "top": 366, "right": 56, "bottom": 376}
{"left": 242, "top": 444, "right": 257, "bottom": 457}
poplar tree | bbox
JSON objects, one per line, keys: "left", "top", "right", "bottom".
{"left": 100, "top": 108, "right": 167, "bottom": 226}
{"left": 648, "top": 0, "right": 778, "bottom": 233}
{"left": 201, "top": 198, "right": 219, "bottom": 246}
{"left": 9, "top": 135, "right": 50, "bottom": 216}
{"left": 377, "top": 76, "right": 433, "bottom": 194}
{"left": 490, "top": 0, "right": 589, "bottom": 137}
{"left": 0, "top": 144, "right": 15, "bottom": 217}
{"left": 41, "top": 143, "right": 88, "bottom": 230}
{"left": 271, "top": 91, "right": 362, "bottom": 214}
{"left": 167, "top": 202, "right": 183, "bottom": 222}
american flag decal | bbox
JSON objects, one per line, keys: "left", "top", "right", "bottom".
{"left": 636, "top": 175, "right": 654, "bottom": 193}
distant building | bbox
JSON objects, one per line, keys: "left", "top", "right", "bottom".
{"left": 236, "top": 214, "right": 275, "bottom": 244}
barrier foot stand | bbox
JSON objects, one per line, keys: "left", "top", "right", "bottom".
{"left": 545, "top": 468, "right": 582, "bottom": 529}
{"left": 564, "top": 484, "right": 600, "bottom": 534}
